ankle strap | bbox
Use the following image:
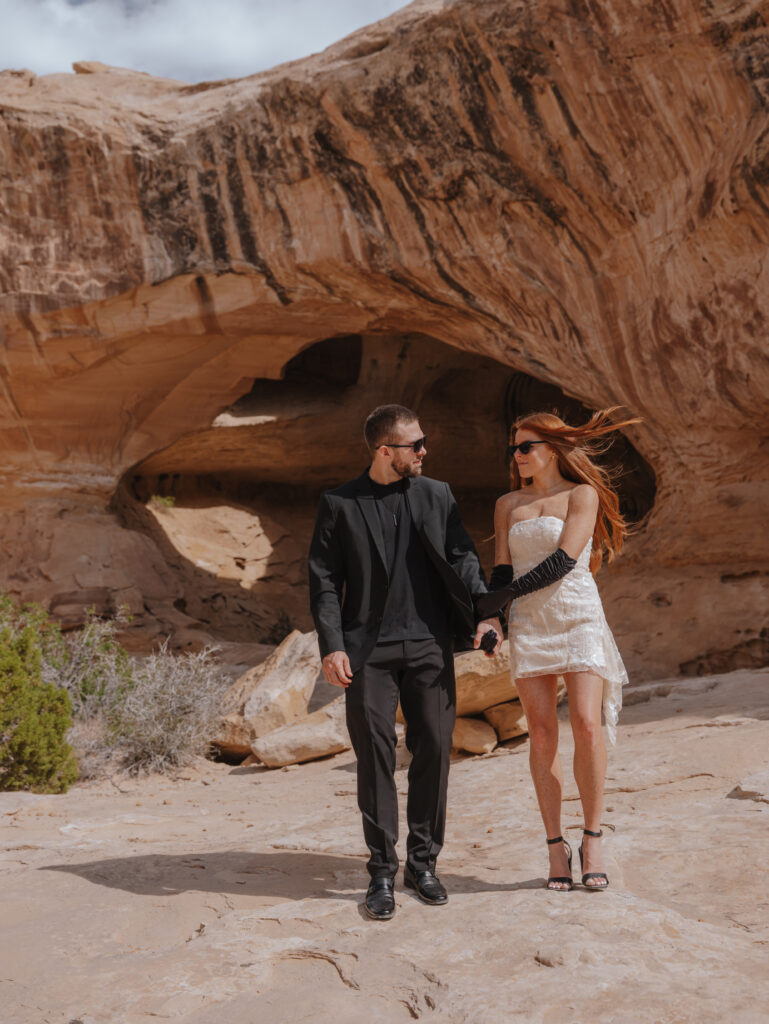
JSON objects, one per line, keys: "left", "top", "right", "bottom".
{"left": 583, "top": 828, "right": 602, "bottom": 838}
{"left": 546, "top": 835, "right": 565, "bottom": 845}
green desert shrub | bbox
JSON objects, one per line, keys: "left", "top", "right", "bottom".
{"left": 0, "top": 594, "right": 229, "bottom": 783}
{"left": 0, "top": 593, "right": 68, "bottom": 677}
{"left": 0, "top": 627, "right": 78, "bottom": 793}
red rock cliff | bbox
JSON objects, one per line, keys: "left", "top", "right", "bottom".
{"left": 0, "top": 0, "right": 767, "bottom": 676}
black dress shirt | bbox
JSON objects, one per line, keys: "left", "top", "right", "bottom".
{"left": 368, "top": 475, "right": 452, "bottom": 641}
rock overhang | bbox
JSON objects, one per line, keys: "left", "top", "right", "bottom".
{"left": 0, "top": 0, "right": 767, "bottom": 676}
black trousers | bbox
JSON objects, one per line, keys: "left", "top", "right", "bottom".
{"left": 344, "top": 637, "right": 456, "bottom": 879}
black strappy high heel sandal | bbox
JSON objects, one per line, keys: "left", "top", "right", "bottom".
{"left": 546, "top": 835, "right": 573, "bottom": 891}
{"left": 579, "top": 828, "right": 609, "bottom": 890}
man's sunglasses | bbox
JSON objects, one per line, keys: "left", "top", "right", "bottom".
{"left": 379, "top": 436, "right": 427, "bottom": 453}
{"left": 507, "top": 440, "right": 549, "bottom": 456}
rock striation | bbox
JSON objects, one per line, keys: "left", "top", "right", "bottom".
{"left": 0, "top": 0, "right": 768, "bottom": 677}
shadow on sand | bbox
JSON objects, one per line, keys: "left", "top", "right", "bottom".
{"left": 43, "top": 849, "right": 542, "bottom": 902}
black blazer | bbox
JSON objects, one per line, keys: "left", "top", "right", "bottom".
{"left": 308, "top": 471, "right": 489, "bottom": 671}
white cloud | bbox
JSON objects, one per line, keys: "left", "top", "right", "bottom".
{"left": 0, "top": 0, "right": 411, "bottom": 83}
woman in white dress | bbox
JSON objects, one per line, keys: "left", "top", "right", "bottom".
{"left": 477, "top": 408, "right": 639, "bottom": 891}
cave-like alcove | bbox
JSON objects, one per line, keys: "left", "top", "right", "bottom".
{"left": 119, "top": 333, "right": 655, "bottom": 647}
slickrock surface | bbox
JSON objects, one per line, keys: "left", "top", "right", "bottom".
{"left": 2, "top": 668, "right": 767, "bottom": 1023}
{"left": 1, "top": 0, "right": 768, "bottom": 678}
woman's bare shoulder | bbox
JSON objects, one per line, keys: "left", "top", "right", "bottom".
{"left": 495, "top": 490, "right": 525, "bottom": 512}
{"left": 567, "top": 483, "right": 599, "bottom": 511}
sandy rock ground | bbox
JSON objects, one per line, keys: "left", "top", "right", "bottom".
{"left": 2, "top": 668, "right": 768, "bottom": 1024}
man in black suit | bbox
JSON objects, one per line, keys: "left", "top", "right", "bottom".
{"left": 308, "top": 404, "right": 501, "bottom": 920}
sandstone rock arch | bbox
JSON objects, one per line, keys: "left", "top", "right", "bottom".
{"left": 118, "top": 332, "right": 656, "bottom": 653}
{"left": 1, "top": 0, "right": 768, "bottom": 678}
{"left": 116, "top": 331, "right": 522, "bottom": 646}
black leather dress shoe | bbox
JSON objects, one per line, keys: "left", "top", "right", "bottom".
{"left": 365, "top": 876, "right": 395, "bottom": 920}
{"left": 404, "top": 865, "right": 448, "bottom": 905}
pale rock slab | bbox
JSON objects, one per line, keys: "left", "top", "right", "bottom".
{"left": 1, "top": 668, "right": 769, "bottom": 1022}
{"left": 250, "top": 695, "right": 350, "bottom": 768}
{"left": 455, "top": 642, "right": 518, "bottom": 716}
{"left": 483, "top": 699, "right": 528, "bottom": 741}
{"left": 452, "top": 716, "right": 498, "bottom": 755}
{"left": 216, "top": 630, "right": 321, "bottom": 755}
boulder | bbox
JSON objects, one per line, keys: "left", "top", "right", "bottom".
{"left": 215, "top": 630, "right": 321, "bottom": 756}
{"left": 250, "top": 697, "right": 350, "bottom": 768}
{"left": 396, "top": 641, "right": 517, "bottom": 725}
{"left": 452, "top": 717, "right": 498, "bottom": 756}
{"left": 455, "top": 642, "right": 518, "bottom": 717}
{"left": 483, "top": 700, "right": 528, "bottom": 742}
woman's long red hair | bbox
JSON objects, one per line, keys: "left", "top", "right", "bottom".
{"left": 510, "top": 407, "right": 642, "bottom": 574}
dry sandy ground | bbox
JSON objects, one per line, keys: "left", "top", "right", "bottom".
{"left": 2, "top": 668, "right": 768, "bottom": 1024}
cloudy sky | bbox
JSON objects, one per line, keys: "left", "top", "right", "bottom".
{"left": 0, "top": 0, "right": 411, "bottom": 83}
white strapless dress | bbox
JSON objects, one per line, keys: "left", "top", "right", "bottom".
{"left": 507, "top": 516, "right": 627, "bottom": 744}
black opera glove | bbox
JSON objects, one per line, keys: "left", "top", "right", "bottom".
{"left": 488, "top": 563, "right": 514, "bottom": 591}
{"left": 478, "top": 562, "right": 514, "bottom": 632}
{"left": 477, "top": 548, "right": 577, "bottom": 619}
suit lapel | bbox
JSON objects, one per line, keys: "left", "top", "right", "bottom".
{"left": 354, "top": 472, "right": 388, "bottom": 576}
{"left": 408, "top": 479, "right": 475, "bottom": 623}
{"left": 402, "top": 477, "right": 421, "bottom": 531}
{"left": 405, "top": 479, "right": 438, "bottom": 557}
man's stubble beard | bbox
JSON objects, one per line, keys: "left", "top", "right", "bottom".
{"left": 393, "top": 456, "right": 424, "bottom": 479}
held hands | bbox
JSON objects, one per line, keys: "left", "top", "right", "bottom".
{"left": 322, "top": 650, "right": 353, "bottom": 688}
{"left": 473, "top": 619, "right": 502, "bottom": 658}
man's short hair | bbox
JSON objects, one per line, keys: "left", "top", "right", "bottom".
{"left": 364, "top": 404, "right": 418, "bottom": 453}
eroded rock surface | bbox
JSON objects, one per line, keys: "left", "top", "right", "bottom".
{"left": 2, "top": 667, "right": 767, "bottom": 1022}
{"left": 0, "top": 0, "right": 768, "bottom": 675}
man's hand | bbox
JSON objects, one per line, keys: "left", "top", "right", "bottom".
{"left": 322, "top": 650, "right": 353, "bottom": 688}
{"left": 473, "top": 619, "right": 502, "bottom": 657}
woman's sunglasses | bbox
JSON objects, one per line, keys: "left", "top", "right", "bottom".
{"left": 507, "top": 440, "right": 549, "bottom": 456}
{"left": 380, "top": 436, "right": 427, "bottom": 453}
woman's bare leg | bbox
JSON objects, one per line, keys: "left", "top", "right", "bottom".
{"left": 515, "top": 675, "right": 570, "bottom": 888}
{"left": 565, "top": 671, "right": 607, "bottom": 886}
